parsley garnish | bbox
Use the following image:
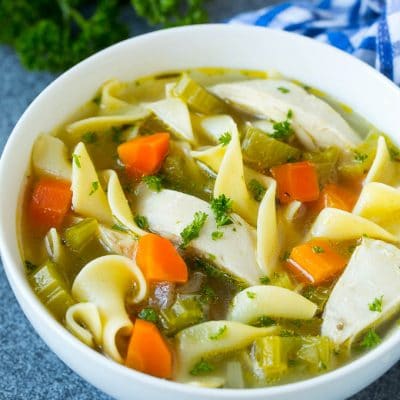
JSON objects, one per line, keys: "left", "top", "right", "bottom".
{"left": 142, "top": 175, "right": 162, "bottom": 192}
{"left": 200, "top": 286, "right": 217, "bottom": 304}
{"left": 92, "top": 95, "right": 102, "bottom": 106}
{"left": 138, "top": 307, "right": 158, "bottom": 323}
{"left": 269, "top": 109, "right": 294, "bottom": 140}
{"left": 89, "top": 181, "right": 99, "bottom": 196}
{"left": 348, "top": 245, "right": 356, "bottom": 254}
{"left": 259, "top": 276, "right": 270, "bottom": 285}
{"left": 280, "top": 251, "right": 291, "bottom": 261}
{"left": 111, "top": 223, "right": 129, "bottom": 232}
{"left": 72, "top": 154, "right": 81, "bottom": 168}
{"left": 360, "top": 329, "right": 381, "bottom": 349}
{"left": 25, "top": 260, "right": 37, "bottom": 272}
{"left": 369, "top": 296, "right": 383, "bottom": 313}
{"left": 111, "top": 127, "right": 124, "bottom": 144}
{"left": 312, "top": 246, "right": 324, "bottom": 254}
{"left": 354, "top": 151, "right": 368, "bottom": 163}
{"left": 218, "top": 132, "right": 231, "bottom": 146}
{"left": 258, "top": 316, "right": 276, "bottom": 327}
{"left": 246, "top": 291, "right": 256, "bottom": 299}
{"left": 248, "top": 179, "right": 266, "bottom": 202}
{"left": 134, "top": 215, "right": 149, "bottom": 230}
{"left": 277, "top": 87, "right": 290, "bottom": 93}
{"left": 82, "top": 132, "right": 97, "bottom": 144}
{"left": 190, "top": 359, "right": 215, "bottom": 376}
{"left": 211, "top": 194, "right": 233, "bottom": 228}
{"left": 211, "top": 231, "right": 223, "bottom": 240}
{"left": 180, "top": 211, "right": 208, "bottom": 249}
{"left": 209, "top": 325, "right": 227, "bottom": 340}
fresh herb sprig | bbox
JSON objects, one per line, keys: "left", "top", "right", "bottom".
{"left": 180, "top": 211, "right": 208, "bottom": 249}
{"left": 211, "top": 194, "right": 233, "bottom": 228}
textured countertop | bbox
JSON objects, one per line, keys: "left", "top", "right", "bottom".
{"left": 0, "top": 1, "right": 399, "bottom": 399}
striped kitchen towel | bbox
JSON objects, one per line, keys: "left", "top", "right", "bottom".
{"left": 228, "top": 0, "right": 400, "bottom": 85}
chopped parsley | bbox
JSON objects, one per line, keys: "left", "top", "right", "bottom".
{"left": 259, "top": 276, "right": 271, "bottom": 285}
{"left": 348, "top": 245, "right": 357, "bottom": 254}
{"left": 92, "top": 94, "right": 102, "bottom": 105}
{"left": 211, "top": 194, "right": 233, "bottom": 228}
{"left": 190, "top": 359, "right": 215, "bottom": 376}
{"left": 369, "top": 296, "right": 383, "bottom": 313}
{"left": 25, "top": 260, "right": 37, "bottom": 272}
{"left": 111, "top": 126, "right": 124, "bottom": 144}
{"left": 209, "top": 325, "right": 227, "bottom": 340}
{"left": 89, "top": 181, "right": 99, "bottom": 196}
{"left": 72, "top": 154, "right": 81, "bottom": 168}
{"left": 134, "top": 215, "right": 149, "bottom": 230}
{"left": 258, "top": 316, "right": 276, "bottom": 327}
{"left": 200, "top": 286, "right": 217, "bottom": 304}
{"left": 111, "top": 223, "right": 129, "bottom": 233}
{"left": 360, "top": 329, "right": 381, "bottom": 349}
{"left": 277, "top": 86, "right": 290, "bottom": 94}
{"left": 180, "top": 211, "right": 208, "bottom": 249}
{"left": 211, "top": 231, "right": 223, "bottom": 240}
{"left": 82, "top": 132, "right": 98, "bottom": 144}
{"left": 280, "top": 251, "right": 291, "bottom": 261}
{"left": 248, "top": 179, "right": 266, "bottom": 202}
{"left": 138, "top": 307, "right": 158, "bottom": 323}
{"left": 246, "top": 291, "right": 256, "bottom": 299}
{"left": 218, "top": 132, "right": 232, "bottom": 146}
{"left": 142, "top": 175, "right": 162, "bottom": 192}
{"left": 354, "top": 151, "right": 368, "bottom": 163}
{"left": 269, "top": 109, "right": 294, "bottom": 140}
{"left": 312, "top": 246, "right": 324, "bottom": 254}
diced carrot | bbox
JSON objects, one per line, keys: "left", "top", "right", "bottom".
{"left": 309, "top": 183, "right": 358, "bottom": 214}
{"left": 28, "top": 177, "right": 72, "bottom": 231}
{"left": 136, "top": 233, "right": 188, "bottom": 283}
{"left": 117, "top": 132, "right": 170, "bottom": 177}
{"left": 287, "top": 239, "right": 347, "bottom": 285}
{"left": 125, "top": 319, "right": 172, "bottom": 379}
{"left": 271, "top": 161, "right": 320, "bottom": 204}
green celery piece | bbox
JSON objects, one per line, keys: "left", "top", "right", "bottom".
{"left": 29, "top": 260, "right": 74, "bottom": 321}
{"left": 270, "top": 271, "right": 295, "bottom": 291}
{"left": 303, "top": 147, "right": 341, "bottom": 186}
{"left": 338, "top": 132, "right": 379, "bottom": 179}
{"left": 64, "top": 218, "right": 99, "bottom": 254}
{"left": 252, "top": 336, "right": 289, "bottom": 382}
{"left": 160, "top": 295, "right": 204, "bottom": 335}
{"left": 242, "top": 127, "right": 302, "bottom": 172}
{"left": 173, "top": 73, "right": 227, "bottom": 114}
{"left": 160, "top": 141, "right": 214, "bottom": 201}
{"left": 302, "top": 285, "right": 331, "bottom": 313}
{"left": 297, "top": 336, "right": 333, "bottom": 372}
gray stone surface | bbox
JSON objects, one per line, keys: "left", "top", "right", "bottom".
{"left": 0, "top": 1, "right": 398, "bottom": 399}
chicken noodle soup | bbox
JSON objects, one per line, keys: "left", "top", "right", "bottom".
{"left": 20, "top": 68, "right": 400, "bottom": 387}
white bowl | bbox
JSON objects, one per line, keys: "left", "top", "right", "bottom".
{"left": 1, "top": 24, "right": 400, "bottom": 400}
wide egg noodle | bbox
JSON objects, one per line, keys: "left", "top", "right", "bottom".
{"left": 70, "top": 255, "right": 147, "bottom": 363}
{"left": 200, "top": 115, "right": 237, "bottom": 144}
{"left": 353, "top": 182, "right": 400, "bottom": 237}
{"left": 191, "top": 144, "right": 225, "bottom": 173}
{"left": 71, "top": 142, "right": 113, "bottom": 225}
{"left": 364, "top": 135, "right": 399, "bottom": 186}
{"left": 99, "top": 79, "right": 132, "bottom": 115}
{"left": 308, "top": 207, "right": 398, "bottom": 243}
{"left": 227, "top": 285, "right": 317, "bottom": 324}
{"left": 145, "top": 98, "right": 194, "bottom": 143}
{"left": 101, "top": 169, "right": 146, "bottom": 237}
{"left": 175, "top": 320, "right": 278, "bottom": 386}
{"left": 213, "top": 117, "right": 258, "bottom": 226}
{"left": 32, "top": 134, "right": 72, "bottom": 181}
{"left": 65, "top": 302, "right": 102, "bottom": 348}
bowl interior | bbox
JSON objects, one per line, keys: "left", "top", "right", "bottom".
{"left": 1, "top": 24, "right": 400, "bottom": 400}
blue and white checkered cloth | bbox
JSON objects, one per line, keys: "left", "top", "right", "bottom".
{"left": 228, "top": 0, "right": 400, "bottom": 85}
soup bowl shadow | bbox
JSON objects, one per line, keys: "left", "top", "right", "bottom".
{"left": 1, "top": 24, "right": 400, "bottom": 400}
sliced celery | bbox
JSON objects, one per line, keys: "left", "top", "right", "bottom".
{"left": 242, "top": 127, "right": 302, "bottom": 172}
{"left": 64, "top": 218, "right": 99, "bottom": 254}
{"left": 303, "top": 147, "right": 340, "bottom": 185}
{"left": 173, "top": 73, "right": 227, "bottom": 114}
{"left": 269, "top": 271, "right": 295, "bottom": 291}
{"left": 252, "top": 336, "right": 288, "bottom": 382}
{"left": 160, "top": 141, "right": 215, "bottom": 201}
{"left": 29, "top": 260, "right": 74, "bottom": 321}
{"left": 160, "top": 294, "right": 205, "bottom": 335}
{"left": 338, "top": 132, "right": 378, "bottom": 179}
{"left": 297, "top": 336, "right": 333, "bottom": 372}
